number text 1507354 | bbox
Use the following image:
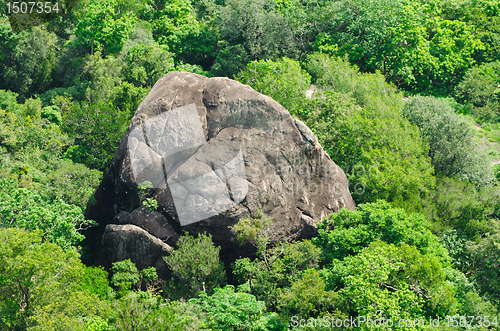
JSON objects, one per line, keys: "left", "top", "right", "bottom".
{"left": 6, "top": 2, "right": 60, "bottom": 14}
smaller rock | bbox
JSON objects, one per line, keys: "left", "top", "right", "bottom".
{"left": 101, "top": 224, "right": 171, "bottom": 270}
{"left": 114, "top": 206, "right": 179, "bottom": 246}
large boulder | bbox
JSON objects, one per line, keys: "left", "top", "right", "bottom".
{"left": 85, "top": 71, "right": 355, "bottom": 269}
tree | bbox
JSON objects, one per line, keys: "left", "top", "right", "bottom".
{"left": 74, "top": 0, "right": 136, "bottom": 56}
{"left": 188, "top": 285, "right": 282, "bottom": 331}
{"left": 144, "top": 0, "right": 217, "bottom": 68}
{"left": 111, "top": 259, "right": 141, "bottom": 294}
{"left": 233, "top": 239, "right": 321, "bottom": 310}
{"left": 164, "top": 232, "right": 226, "bottom": 299}
{"left": 0, "top": 179, "right": 94, "bottom": 250}
{"left": 111, "top": 259, "right": 159, "bottom": 295}
{"left": 0, "top": 20, "right": 58, "bottom": 98}
{"left": 236, "top": 58, "right": 311, "bottom": 115}
{"left": 425, "top": 176, "right": 500, "bottom": 240}
{"left": 468, "top": 222, "right": 500, "bottom": 306}
{"left": 313, "top": 201, "right": 499, "bottom": 321}
{"left": 278, "top": 268, "right": 340, "bottom": 319}
{"left": 441, "top": 0, "right": 500, "bottom": 64}
{"left": 312, "top": 200, "right": 451, "bottom": 265}
{"left": 0, "top": 228, "right": 111, "bottom": 330}
{"left": 454, "top": 60, "right": 500, "bottom": 122}
{"left": 316, "top": 0, "right": 483, "bottom": 95}
{"left": 231, "top": 208, "right": 273, "bottom": 257}
{"left": 112, "top": 291, "right": 183, "bottom": 331}
{"left": 120, "top": 43, "right": 175, "bottom": 88}
{"left": 217, "top": 0, "right": 299, "bottom": 64}
{"left": 0, "top": 90, "right": 102, "bottom": 210}
{"left": 210, "top": 44, "right": 250, "bottom": 78}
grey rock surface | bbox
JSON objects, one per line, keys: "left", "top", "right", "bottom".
{"left": 86, "top": 71, "right": 355, "bottom": 269}
{"left": 101, "top": 224, "right": 171, "bottom": 271}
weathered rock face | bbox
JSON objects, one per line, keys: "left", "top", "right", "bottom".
{"left": 85, "top": 71, "right": 355, "bottom": 270}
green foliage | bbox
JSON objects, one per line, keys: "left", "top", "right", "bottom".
{"left": 175, "top": 62, "right": 210, "bottom": 76}
{"left": 314, "top": 201, "right": 498, "bottom": 321}
{"left": 63, "top": 145, "right": 87, "bottom": 164}
{"left": 441, "top": 229, "right": 472, "bottom": 273}
{"left": 111, "top": 259, "right": 141, "bottom": 293}
{"left": 302, "top": 53, "right": 435, "bottom": 210}
{"left": 324, "top": 242, "right": 432, "bottom": 321}
{"left": 2, "top": 0, "right": 500, "bottom": 320}
{"left": 317, "top": 0, "right": 483, "bottom": 95}
{"left": 41, "top": 105, "right": 62, "bottom": 125}
{"left": 441, "top": 0, "right": 500, "bottom": 64}
{"left": 217, "top": 0, "right": 299, "bottom": 64}
{"left": 0, "top": 90, "right": 103, "bottom": 210}
{"left": 164, "top": 232, "right": 226, "bottom": 299}
{"left": 210, "top": 44, "right": 251, "bottom": 78}
{"left": 0, "top": 179, "right": 95, "bottom": 250}
{"left": 144, "top": 0, "right": 216, "bottom": 67}
{"left": 313, "top": 200, "right": 451, "bottom": 264}
{"left": 137, "top": 181, "right": 158, "bottom": 210}
{"left": 0, "top": 91, "right": 70, "bottom": 154}
{"left": 232, "top": 208, "right": 273, "bottom": 255}
{"left": 0, "top": 20, "right": 58, "bottom": 98}
{"left": 120, "top": 43, "right": 175, "bottom": 87}
{"left": 74, "top": 0, "right": 136, "bottom": 55}
{"left": 112, "top": 291, "right": 183, "bottom": 331}
{"left": 0, "top": 228, "right": 111, "bottom": 330}
{"left": 141, "top": 267, "right": 158, "bottom": 288}
{"left": 403, "top": 96, "right": 495, "bottom": 188}
{"left": 61, "top": 59, "right": 139, "bottom": 170}
{"left": 62, "top": 98, "right": 128, "bottom": 170}
{"left": 142, "top": 197, "right": 158, "bottom": 210}
{"left": 424, "top": 176, "right": 500, "bottom": 239}
{"left": 278, "top": 268, "right": 340, "bottom": 319}
{"left": 455, "top": 61, "right": 500, "bottom": 122}
{"left": 236, "top": 58, "right": 311, "bottom": 115}
{"left": 467, "top": 222, "right": 500, "bottom": 306}
{"left": 54, "top": 53, "right": 149, "bottom": 171}
{"left": 111, "top": 259, "right": 160, "bottom": 297}
{"left": 189, "top": 285, "right": 281, "bottom": 331}
{"left": 456, "top": 61, "right": 500, "bottom": 107}
{"left": 233, "top": 240, "right": 322, "bottom": 310}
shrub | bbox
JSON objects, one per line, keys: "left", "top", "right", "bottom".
{"left": 403, "top": 96, "right": 495, "bottom": 188}
{"left": 113, "top": 291, "right": 183, "bottom": 331}
{"left": 111, "top": 259, "right": 141, "bottom": 292}
{"left": 424, "top": 176, "right": 499, "bottom": 239}
{"left": 278, "top": 269, "right": 340, "bottom": 319}
{"left": 233, "top": 240, "right": 322, "bottom": 310}
{"left": 41, "top": 105, "right": 62, "bottom": 125}
{"left": 455, "top": 61, "right": 500, "bottom": 108}
{"left": 210, "top": 44, "right": 251, "bottom": 78}
{"left": 467, "top": 221, "right": 500, "bottom": 306}
{"left": 164, "top": 232, "right": 226, "bottom": 299}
